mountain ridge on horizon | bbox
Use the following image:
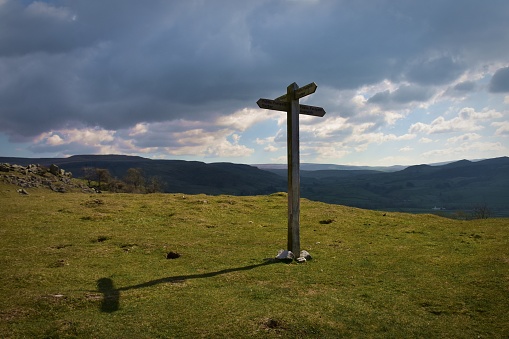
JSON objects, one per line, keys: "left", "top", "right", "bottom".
{"left": 1, "top": 154, "right": 508, "bottom": 217}
{"left": 0, "top": 153, "right": 493, "bottom": 171}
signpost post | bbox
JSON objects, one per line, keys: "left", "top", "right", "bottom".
{"left": 257, "top": 82, "right": 326, "bottom": 259}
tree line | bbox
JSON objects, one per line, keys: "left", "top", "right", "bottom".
{"left": 82, "top": 167, "right": 163, "bottom": 193}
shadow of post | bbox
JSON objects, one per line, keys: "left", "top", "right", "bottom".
{"left": 97, "top": 277, "right": 120, "bottom": 313}
{"left": 96, "top": 259, "right": 279, "bottom": 312}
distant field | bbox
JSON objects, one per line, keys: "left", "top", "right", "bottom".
{"left": 1, "top": 183, "right": 508, "bottom": 338}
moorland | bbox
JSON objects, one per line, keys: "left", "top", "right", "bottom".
{"left": 0, "top": 176, "right": 508, "bottom": 337}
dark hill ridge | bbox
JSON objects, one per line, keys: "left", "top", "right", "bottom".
{"left": 1, "top": 155, "right": 508, "bottom": 216}
{"left": 298, "top": 156, "right": 509, "bottom": 216}
{"left": 396, "top": 157, "right": 509, "bottom": 180}
{"left": 0, "top": 155, "right": 286, "bottom": 196}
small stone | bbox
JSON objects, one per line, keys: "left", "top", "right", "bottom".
{"left": 0, "top": 163, "right": 10, "bottom": 172}
{"left": 166, "top": 251, "right": 181, "bottom": 259}
{"left": 275, "top": 249, "right": 294, "bottom": 261}
{"left": 300, "top": 250, "right": 312, "bottom": 260}
{"left": 17, "top": 188, "right": 29, "bottom": 195}
{"left": 49, "top": 164, "right": 60, "bottom": 176}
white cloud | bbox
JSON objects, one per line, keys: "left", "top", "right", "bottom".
{"left": 36, "top": 128, "right": 115, "bottom": 146}
{"left": 419, "top": 137, "right": 434, "bottom": 144}
{"left": 128, "top": 123, "right": 149, "bottom": 136}
{"left": 459, "top": 107, "right": 502, "bottom": 120}
{"left": 422, "top": 141, "right": 506, "bottom": 160}
{"left": 216, "top": 108, "right": 279, "bottom": 131}
{"left": 299, "top": 116, "right": 351, "bottom": 140}
{"left": 264, "top": 145, "right": 278, "bottom": 152}
{"left": 384, "top": 111, "right": 405, "bottom": 125}
{"left": 255, "top": 136, "right": 279, "bottom": 153}
{"left": 30, "top": 120, "right": 258, "bottom": 159}
{"left": 255, "top": 136, "right": 274, "bottom": 145}
{"left": 409, "top": 107, "right": 502, "bottom": 134}
{"left": 492, "top": 121, "right": 509, "bottom": 136}
{"left": 312, "top": 145, "right": 351, "bottom": 162}
{"left": 347, "top": 131, "right": 415, "bottom": 145}
{"left": 46, "top": 134, "right": 64, "bottom": 146}
{"left": 164, "top": 128, "right": 254, "bottom": 158}
{"left": 446, "top": 133, "right": 482, "bottom": 144}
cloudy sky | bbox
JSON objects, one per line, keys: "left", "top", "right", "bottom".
{"left": 1, "top": 0, "right": 508, "bottom": 166}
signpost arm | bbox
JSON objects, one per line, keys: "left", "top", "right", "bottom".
{"left": 287, "top": 83, "right": 300, "bottom": 256}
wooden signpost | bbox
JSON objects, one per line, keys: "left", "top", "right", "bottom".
{"left": 257, "top": 82, "right": 326, "bottom": 259}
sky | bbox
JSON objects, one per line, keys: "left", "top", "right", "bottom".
{"left": 1, "top": 0, "right": 508, "bottom": 166}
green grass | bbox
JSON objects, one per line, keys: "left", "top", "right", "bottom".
{"left": 1, "top": 183, "right": 508, "bottom": 338}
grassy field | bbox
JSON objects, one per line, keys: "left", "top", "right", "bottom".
{"left": 1, "top": 182, "right": 508, "bottom": 338}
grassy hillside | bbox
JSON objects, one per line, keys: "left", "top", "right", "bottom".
{"left": 1, "top": 182, "right": 508, "bottom": 338}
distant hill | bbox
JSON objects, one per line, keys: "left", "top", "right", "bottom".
{"left": 255, "top": 163, "right": 406, "bottom": 172}
{"left": 0, "top": 155, "right": 286, "bottom": 196}
{"left": 296, "top": 157, "right": 509, "bottom": 217}
{"left": 1, "top": 155, "right": 508, "bottom": 216}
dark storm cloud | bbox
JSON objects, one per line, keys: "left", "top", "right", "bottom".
{"left": 489, "top": 67, "right": 509, "bottom": 93}
{"left": 453, "top": 81, "right": 476, "bottom": 92}
{"left": 405, "top": 56, "right": 465, "bottom": 86}
{"left": 1, "top": 0, "right": 509, "bottom": 141}
{"left": 367, "top": 85, "right": 435, "bottom": 107}
{"left": 442, "top": 80, "right": 477, "bottom": 98}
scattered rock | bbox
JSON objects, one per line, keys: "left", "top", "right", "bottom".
{"left": 50, "top": 184, "right": 66, "bottom": 193}
{"left": 0, "top": 163, "right": 10, "bottom": 172}
{"left": 166, "top": 251, "right": 181, "bottom": 259}
{"left": 49, "top": 164, "right": 60, "bottom": 176}
{"left": 263, "top": 318, "right": 284, "bottom": 330}
{"left": 17, "top": 188, "right": 29, "bottom": 195}
{"left": 1, "top": 162, "right": 86, "bottom": 193}
{"left": 94, "top": 236, "right": 110, "bottom": 243}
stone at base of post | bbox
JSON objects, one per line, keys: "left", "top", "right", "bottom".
{"left": 296, "top": 250, "right": 312, "bottom": 263}
{"left": 275, "top": 249, "right": 312, "bottom": 263}
{"left": 275, "top": 249, "right": 294, "bottom": 262}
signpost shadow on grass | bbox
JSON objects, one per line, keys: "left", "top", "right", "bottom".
{"left": 97, "top": 278, "right": 120, "bottom": 313}
{"left": 96, "top": 259, "right": 277, "bottom": 312}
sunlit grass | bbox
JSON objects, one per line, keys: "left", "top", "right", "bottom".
{"left": 1, "top": 183, "right": 508, "bottom": 338}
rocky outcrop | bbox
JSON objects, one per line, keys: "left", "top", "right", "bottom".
{"left": 1, "top": 163, "right": 93, "bottom": 193}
